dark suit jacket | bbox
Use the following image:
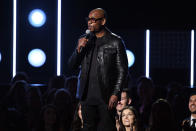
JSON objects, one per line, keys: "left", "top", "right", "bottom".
{"left": 182, "top": 117, "right": 196, "bottom": 131}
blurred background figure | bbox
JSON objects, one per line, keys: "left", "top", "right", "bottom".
{"left": 1, "top": 80, "right": 29, "bottom": 131}
{"left": 65, "top": 75, "right": 78, "bottom": 111}
{"left": 26, "top": 86, "right": 43, "bottom": 131}
{"left": 36, "top": 104, "right": 60, "bottom": 131}
{"left": 136, "top": 76, "right": 155, "bottom": 130}
{"left": 147, "top": 98, "right": 178, "bottom": 131}
{"left": 53, "top": 88, "right": 73, "bottom": 131}
{"left": 10, "top": 72, "right": 30, "bottom": 85}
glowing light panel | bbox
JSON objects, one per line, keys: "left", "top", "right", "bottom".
{"left": 28, "top": 49, "right": 46, "bottom": 67}
{"left": 57, "top": 0, "right": 62, "bottom": 76}
{"left": 13, "top": 0, "right": 17, "bottom": 77}
{"left": 28, "top": 9, "right": 46, "bottom": 27}
{"left": 0, "top": 52, "right": 2, "bottom": 63}
{"left": 126, "top": 50, "right": 135, "bottom": 68}
{"left": 190, "top": 30, "right": 195, "bottom": 88}
{"left": 146, "top": 29, "right": 150, "bottom": 78}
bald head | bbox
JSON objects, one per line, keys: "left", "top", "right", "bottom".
{"left": 89, "top": 8, "right": 107, "bottom": 20}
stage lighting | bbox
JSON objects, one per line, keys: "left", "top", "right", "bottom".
{"left": 191, "top": 30, "right": 195, "bottom": 88}
{"left": 28, "top": 9, "right": 46, "bottom": 27}
{"left": 0, "top": 52, "right": 2, "bottom": 63}
{"left": 126, "top": 50, "right": 135, "bottom": 68}
{"left": 28, "top": 49, "right": 46, "bottom": 67}
{"left": 146, "top": 29, "right": 150, "bottom": 78}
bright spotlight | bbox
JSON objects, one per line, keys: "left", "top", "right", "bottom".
{"left": 28, "top": 9, "right": 46, "bottom": 27}
{"left": 28, "top": 49, "right": 46, "bottom": 67}
{"left": 126, "top": 50, "right": 135, "bottom": 68}
{"left": 0, "top": 52, "right": 2, "bottom": 63}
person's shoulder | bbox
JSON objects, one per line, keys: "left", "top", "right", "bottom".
{"left": 109, "top": 32, "right": 122, "bottom": 40}
{"left": 108, "top": 32, "right": 125, "bottom": 47}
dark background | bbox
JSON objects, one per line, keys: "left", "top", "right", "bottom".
{"left": 0, "top": 0, "right": 195, "bottom": 87}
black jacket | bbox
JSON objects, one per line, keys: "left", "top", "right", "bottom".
{"left": 68, "top": 28, "right": 128, "bottom": 103}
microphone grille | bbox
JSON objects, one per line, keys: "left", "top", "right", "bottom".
{"left": 86, "top": 29, "right": 91, "bottom": 34}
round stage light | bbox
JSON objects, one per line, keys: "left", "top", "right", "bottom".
{"left": 28, "top": 9, "right": 46, "bottom": 27}
{"left": 28, "top": 49, "right": 46, "bottom": 67}
{"left": 126, "top": 50, "right": 135, "bottom": 68}
{"left": 0, "top": 52, "right": 2, "bottom": 63}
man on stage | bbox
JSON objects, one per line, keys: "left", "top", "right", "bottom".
{"left": 68, "top": 8, "right": 128, "bottom": 131}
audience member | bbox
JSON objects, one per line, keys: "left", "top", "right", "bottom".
{"left": 53, "top": 88, "right": 73, "bottom": 131}
{"left": 147, "top": 98, "right": 178, "bottom": 131}
{"left": 119, "top": 106, "right": 140, "bottom": 131}
{"left": 116, "top": 88, "right": 132, "bottom": 130}
{"left": 2, "top": 80, "right": 29, "bottom": 131}
{"left": 65, "top": 75, "right": 78, "bottom": 110}
{"left": 26, "top": 86, "right": 43, "bottom": 131}
{"left": 10, "top": 72, "right": 29, "bottom": 84}
{"left": 36, "top": 104, "right": 60, "bottom": 131}
{"left": 182, "top": 92, "right": 196, "bottom": 131}
{"left": 136, "top": 76, "right": 155, "bottom": 129}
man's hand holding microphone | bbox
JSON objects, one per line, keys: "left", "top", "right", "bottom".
{"left": 77, "top": 29, "right": 91, "bottom": 53}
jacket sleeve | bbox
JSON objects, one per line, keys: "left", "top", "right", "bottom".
{"left": 112, "top": 38, "right": 128, "bottom": 97}
{"left": 67, "top": 46, "right": 86, "bottom": 75}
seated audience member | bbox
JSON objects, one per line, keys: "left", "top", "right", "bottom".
{"left": 10, "top": 72, "right": 29, "bottom": 84}
{"left": 147, "top": 98, "right": 178, "bottom": 131}
{"left": 136, "top": 76, "right": 155, "bottom": 129}
{"left": 53, "top": 88, "right": 73, "bottom": 131}
{"left": 2, "top": 80, "right": 29, "bottom": 131}
{"left": 26, "top": 86, "right": 43, "bottom": 131}
{"left": 65, "top": 76, "right": 78, "bottom": 110}
{"left": 43, "top": 75, "right": 66, "bottom": 104}
{"left": 116, "top": 88, "right": 132, "bottom": 130}
{"left": 36, "top": 104, "right": 59, "bottom": 131}
{"left": 182, "top": 92, "right": 196, "bottom": 131}
{"left": 119, "top": 106, "right": 140, "bottom": 131}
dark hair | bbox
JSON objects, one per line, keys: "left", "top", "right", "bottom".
{"left": 37, "top": 104, "right": 59, "bottom": 131}
{"left": 5, "top": 80, "right": 29, "bottom": 109}
{"left": 119, "top": 106, "right": 138, "bottom": 131}
{"left": 121, "top": 88, "right": 132, "bottom": 99}
{"left": 148, "top": 98, "right": 178, "bottom": 131}
{"left": 11, "top": 72, "right": 29, "bottom": 84}
{"left": 189, "top": 92, "right": 196, "bottom": 98}
{"left": 137, "top": 76, "right": 154, "bottom": 89}
{"left": 48, "top": 75, "right": 66, "bottom": 90}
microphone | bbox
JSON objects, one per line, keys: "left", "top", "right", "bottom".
{"left": 85, "top": 29, "right": 91, "bottom": 40}
{"left": 79, "top": 29, "right": 91, "bottom": 53}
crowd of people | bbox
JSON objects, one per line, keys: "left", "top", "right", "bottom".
{"left": 0, "top": 72, "right": 195, "bottom": 131}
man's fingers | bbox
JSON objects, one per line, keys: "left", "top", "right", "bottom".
{"left": 108, "top": 101, "right": 116, "bottom": 110}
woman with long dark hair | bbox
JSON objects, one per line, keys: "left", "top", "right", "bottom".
{"left": 147, "top": 98, "right": 178, "bottom": 131}
{"left": 119, "top": 106, "right": 139, "bottom": 131}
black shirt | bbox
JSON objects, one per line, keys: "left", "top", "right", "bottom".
{"left": 86, "top": 37, "right": 104, "bottom": 105}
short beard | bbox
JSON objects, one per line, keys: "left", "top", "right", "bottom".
{"left": 94, "top": 26, "right": 105, "bottom": 33}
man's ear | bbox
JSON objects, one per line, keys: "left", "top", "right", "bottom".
{"left": 101, "top": 18, "right": 106, "bottom": 26}
{"left": 128, "top": 98, "right": 132, "bottom": 105}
